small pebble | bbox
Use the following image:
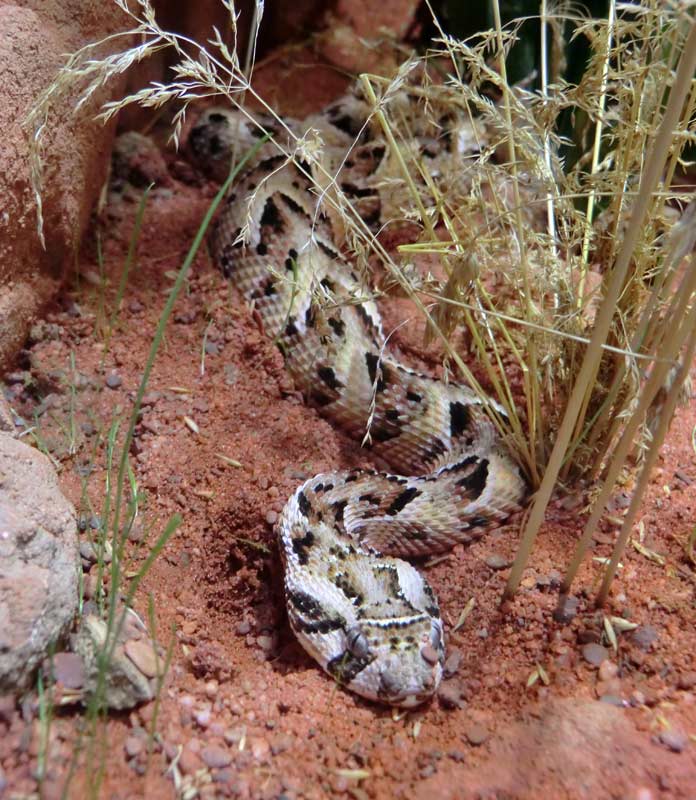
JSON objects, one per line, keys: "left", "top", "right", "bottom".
{"left": 178, "top": 748, "right": 202, "bottom": 775}
{"left": 124, "top": 639, "right": 159, "bottom": 678}
{"left": 105, "top": 372, "right": 122, "bottom": 389}
{"left": 553, "top": 595, "right": 579, "bottom": 624}
{"left": 420, "top": 645, "right": 439, "bottom": 665}
{"left": 271, "top": 734, "right": 293, "bottom": 755}
{"left": 204, "top": 341, "right": 220, "bottom": 355}
{"left": 577, "top": 628, "right": 601, "bottom": 645}
{"left": 128, "top": 299, "right": 144, "bottom": 313}
{"left": 484, "top": 554, "right": 512, "bottom": 570}
{"left": 437, "top": 683, "right": 465, "bottom": 710}
{"left": 201, "top": 744, "right": 231, "bottom": 769}
{"left": 204, "top": 680, "right": 219, "bottom": 698}
{"left": 657, "top": 730, "right": 688, "bottom": 753}
{"left": 251, "top": 737, "right": 271, "bottom": 761}
{"left": 223, "top": 364, "right": 238, "bottom": 385}
{"left": 419, "top": 764, "right": 436, "bottom": 778}
{"left": 195, "top": 708, "right": 212, "bottom": 728}
{"left": 52, "top": 652, "right": 85, "bottom": 689}
{"left": 677, "top": 671, "right": 696, "bottom": 690}
{"left": 223, "top": 728, "right": 245, "bottom": 745}
{"left": 0, "top": 696, "right": 15, "bottom": 724}
{"left": 464, "top": 724, "right": 488, "bottom": 746}
{"left": 598, "top": 660, "right": 619, "bottom": 681}
{"left": 599, "top": 694, "right": 623, "bottom": 706}
{"left": 124, "top": 736, "right": 144, "bottom": 758}
{"left": 631, "top": 625, "right": 658, "bottom": 651}
{"left": 256, "top": 635, "right": 274, "bottom": 653}
{"left": 265, "top": 511, "right": 278, "bottom": 526}
{"left": 140, "top": 391, "right": 161, "bottom": 407}
{"left": 444, "top": 649, "right": 462, "bottom": 677}
{"left": 582, "top": 643, "right": 609, "bottom": 667}
{"left": 236, "top": 620, "right": 251, "bottom": 635}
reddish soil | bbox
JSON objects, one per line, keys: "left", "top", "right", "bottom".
{"left": 1, "top": 58, "right": 696, "bottom": 800}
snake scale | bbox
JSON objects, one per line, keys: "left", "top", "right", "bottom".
{"left": 190, "top": 92, "right": 528, "bottom": 707}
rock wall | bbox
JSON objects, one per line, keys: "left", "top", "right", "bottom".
{"left": 0, "top": 1, "right": 128, "bottom": 368}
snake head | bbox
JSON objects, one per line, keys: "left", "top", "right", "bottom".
{"left": 328, "top": 616, "right": 444, "bottom": 708}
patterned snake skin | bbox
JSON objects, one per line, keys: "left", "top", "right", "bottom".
{"left": 190, "top": 97, "right": 528, "bottom": 707}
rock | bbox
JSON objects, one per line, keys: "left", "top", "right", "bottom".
{"left": 0, "top": 395, "right": 15, "bottom": 435}
{"left": 657, "top": 729, "right": 688, "bottom": 753}
{"left": 52, "top": 652, "right": 85, "bottom": 689}
{"left": 201, "top": 744, "right": 232, "bottom": 769}
{"left": 577, "top": 627, "right": 601, "bottom": 645}
{"left": 236, "top": 620, "right": 251, "bottom": 635}
{"left": 0, "top": 434, "right": 79, "bottom": 692}
{"left": 631, "top": 625, "right": 659, "bottom": 651}
{"left": 105, "top": 372, "right": 122, "bottom": 389}
{"left": 444, "top": 649, "right": 462, "bottom": 677}
{"left": 677, "top": 671, "right": 696, "bottom": 690}
{"left": 124, "top": 735, "right": 144, "bottom": 758}
{"left": 581, "top": 643, "right": 609, "bottom": 667}
{"left": 256, "top": 635, "right": 275, "bottom": 653}
{"left": 250, "top": 737, "right": 271, "bottom": 762}
{"left": 124, "top": 639, "right": 159, "bottom": 678}
{"left": 484, "top": 554, "right": 512, "bottom": 570}
{"left": 598, "top": 660, "right": 619, "bottom": 681}
{"left": 553, "top": 595, "right": 579, "bottom": 624}
{"left": 194, "top": 708, "right": 211, "bottom": 728}
{"left": 178, "top": 747, "right": 203, "bottom": 775}
{"left": 0, "top": 2, "right": 126, "bottom": 366}
{"left": 464, "top": 723, "right": 489, "bottom": 746}
{"left": 73, "top": 615, "right": 155, "bottom": 710}
{"left": 111, "top": 131, "right": 172, "bottom": 189}
{"left": 79, "top": 540, "right": 112, "bottom": 564}
{"left": 438, "top": 682, "right": 465, "bottom": 710}
{"left": 0, "top": 695, "right": 15, "bottom": 723}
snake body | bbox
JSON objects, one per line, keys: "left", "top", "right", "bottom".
{"left": 192, "top": 100, "right": 527, "bottom": 706}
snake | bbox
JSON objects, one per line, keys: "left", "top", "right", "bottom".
{"left": 189, "top": 93, "right": 528, "bottom": 707}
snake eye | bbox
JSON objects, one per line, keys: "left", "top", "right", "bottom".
{"left": 346, "top": 626, "right": 370, "bottom": 660}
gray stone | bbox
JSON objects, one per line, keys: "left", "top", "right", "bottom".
{"left": 582, "top": 643, "right": 609, "bottom": 667}
{"left": 484, "top": 553, "right": 512, "bottom": 570}
{"left": 553, "top": 595, "right": 579, "bottom": 624}
{"left": 73, "top": 614, "right": 155, "bottom": 710}
{"left": 657, "top": 730, "right": 688, "bottom": 753}
{"left": 52, "top": 651, "right": 85, "bottom": 689}
{"left": 201, "top": 744, "right": 232, "bottom": 769}
{"left": 0, "top": 434, "right": 79, "bottom": 692}
{"left": 631, "top": 625, "right": 659, "bottom": 651}
{"left": 105, "top": 372, "right": 122, "bottom": 389}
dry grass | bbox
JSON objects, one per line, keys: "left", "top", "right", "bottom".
{"left": 26, "top": 0, "right": 696, "bottom": 607}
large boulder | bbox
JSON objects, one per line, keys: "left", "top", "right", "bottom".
{"left": 0, "top": 0, "right": 127, "bottom": 367}
{"left": 0, "top": 433, "right": 79, "bottom": 692}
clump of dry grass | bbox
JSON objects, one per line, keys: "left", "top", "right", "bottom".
{"left": 26, "top": 0, "right": 696, "bottom": 605}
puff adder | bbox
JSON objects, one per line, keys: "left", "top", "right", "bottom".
{"left": 191, "top": 97, "right": 528, "bottom": 707}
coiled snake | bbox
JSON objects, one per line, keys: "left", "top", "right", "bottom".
{"left": 190, "top": 95, "right": 527, "bottom": 707}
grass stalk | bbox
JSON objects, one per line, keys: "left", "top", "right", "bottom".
{"left": 504, "top": 18, "right": 696, "bottom": 601}
{"left": 560, "top": 276, "right": 696, "bottom": 598}
{"left": 596, "top": 318, "right": 696, "bottom": 605}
